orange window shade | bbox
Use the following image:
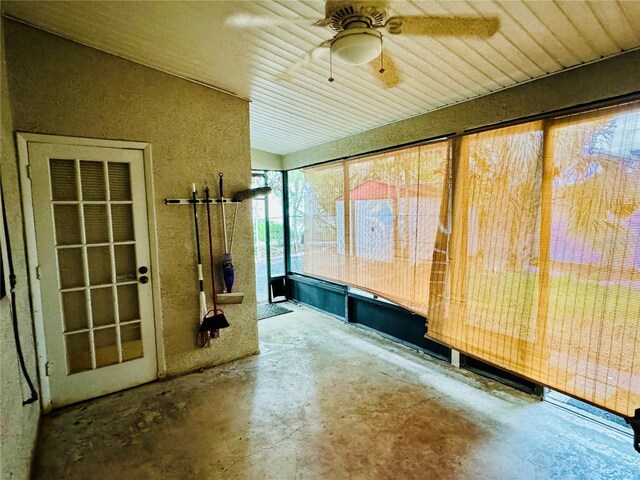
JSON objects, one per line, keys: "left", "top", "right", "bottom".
{"left": 299, "top": 141, "right": 449, "bottom": 315}
{"left": 428, "top": 122, "right": 544, "bottom": 370}
{"left": 346, "top": 142, "right": 449, "bottom": 315}
{"left": 538, "top": 103, "right": 640, "bottom": 416}
{"left": 428, "top": 102, "right": 640, "bottom": 417}
{"left": 302, "top": 162, "right": 347, "bottom": 283}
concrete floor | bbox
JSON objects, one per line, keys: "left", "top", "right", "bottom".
{"left": 35, "top": 304, "right": 640, "bottom": 479}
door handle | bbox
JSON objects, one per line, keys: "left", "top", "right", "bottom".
{"left": 138, "top": 266, "right": 148, "bottom": 274}
{"left": 139, "top": 276, "right": 149, "bottom": 284}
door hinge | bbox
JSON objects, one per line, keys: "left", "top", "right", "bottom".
{"left": 45, "top": 362, "right": 51, "bottom": 377}
{"left": 35, "top": 266, "right": 41, "bottom": 279}
{"left": 26, "top": 164, "right": 32, "bottom": 179}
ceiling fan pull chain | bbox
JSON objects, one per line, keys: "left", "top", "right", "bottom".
{"left": 328, "top": 48, "right": 335, "bottom": 83}
{"left": 379, "top": 36, "right": 385, "bottom": 74}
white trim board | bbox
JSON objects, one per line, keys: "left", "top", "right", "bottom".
{"left": 17, "top": 132, "right": 151, "bottom": 150}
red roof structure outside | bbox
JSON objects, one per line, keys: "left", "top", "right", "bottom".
{"left": 337, "top": 180, "right": 414, "bottom": 200}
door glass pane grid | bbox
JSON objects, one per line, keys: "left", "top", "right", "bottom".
{"left": 117, "top": 283, "right": 140, "bottom": 321}
{"left": 120, "top": 321, "right": 143, "bottom": 361}
{"left": 63, "top": 322, "right": 137, "bottom": 371}
{"left": 94, "top": 326, "right": 119, "bottom": 368}
{"left": 51, "top": 200, "right": 133, "bottom": 204}
{"left": 108, "top": 162, "right": 132, "bottom": 201}
{"left": 61, "top": 316, "right": 140, "bottom": 336}
{"left": 61, "top": 290, "right": 89, "bottom": 332}
{"left": 64, "top": 332, "right": 92, "bottom": 374}
{"left": 76, "top": 158, "right": 97, "bottom": 371}
{"left": 52, "top": 200, "right": 133, "bottom": 208}
{"left": 80, "top": 161, "right": 107, "bottom": 201}
{"left": 57, "top": 240, "right": 136, "bottom": 250}
{"left": 50, "top": 159, "right": 78, "bottom": 201}
{"left": 104, "top": 161, "right": 124, "bottom": 365}
{"left": 51, "top": 159, "right": 133, "bottom": 209}
{"left": 53, "top": 204, "right": 81, "bottom": 245}
{"left": 53, "top": 159, "right": 139, "bottom": 374}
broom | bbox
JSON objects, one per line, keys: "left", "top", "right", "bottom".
{"left": 232, "top": 186, "right": 272, "bottom": 203}
{"left": 191, "top": 184, "right": 210, "bottom": 348}
{"left": 199, "top": 184, "right": 230, "bottom": 335}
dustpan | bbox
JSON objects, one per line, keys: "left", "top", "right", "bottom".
{"left": 199, "top": 308, "right": 230, "bottom": 332}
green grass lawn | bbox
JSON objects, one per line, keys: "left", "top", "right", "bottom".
{"left": 463, "top": 266, "right": 639, "bottom": 373}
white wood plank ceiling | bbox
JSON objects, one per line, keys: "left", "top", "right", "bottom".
{"left": 3, "top": 1, "right": 639, "bottom": 155}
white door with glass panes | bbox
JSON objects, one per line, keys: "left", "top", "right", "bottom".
{"left": 29, "top": 142, "right": 157, "bottom": 407}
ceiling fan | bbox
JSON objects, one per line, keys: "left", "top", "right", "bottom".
{"left": 227, "top": 1, "right": 500, "bottom": 89}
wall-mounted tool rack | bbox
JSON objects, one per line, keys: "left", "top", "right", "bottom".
{"left": 165, "top": 197, "right": 240, "bottom": 205}
{"left": 166, "top": 195, "right": 244, "bottom": 304}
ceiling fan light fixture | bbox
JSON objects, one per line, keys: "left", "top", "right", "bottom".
{"left": 331, "top": 28, "right": 382, "bottom": 65}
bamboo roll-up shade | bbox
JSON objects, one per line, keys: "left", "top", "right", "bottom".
{"left": 301, "top": 142, "right": 449, "bottom": 315}
{"left": 302, "top": 162, "right": 347, "bottom": 283}
{"left": 346, "top": 142, "right": 449, "bottom": 315}
{"left": 428, "top": 121, "right": 544, "bottom": 369}
{"left": 536, "top": 103, "right": 640, "bottom": 416}
{"left": 428, "top": 102, "right": 640, "bottom": 417}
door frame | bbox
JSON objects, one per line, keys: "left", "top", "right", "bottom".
{"left": 252, "top": 170, "right": 288, "bottom": 304}
{"left": 16, "top": 133, "right": 166, "bottom": 411}
{"left": 252, "top": 171, "right": 271, "bottom": 303}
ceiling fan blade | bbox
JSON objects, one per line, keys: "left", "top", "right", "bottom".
{"left": 368, "top": 52, "right": 401, "bottom": 89}
{"left": 277, "top": 43, "right": 330, "bottom": 82}
{"left": 226, "top": 13, "right": 322, "bottom": 28}
{"left": 386, "top": 15, "right": 500, "bottom": 38}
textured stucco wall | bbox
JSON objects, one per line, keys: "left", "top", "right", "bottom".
{"left": 1, "top": 20, "right": 41, "bottom": 480}
{"left": 2, "top": 19, "right": 258, "bottom": 383}
{"left": 283, "top": 50, "right": 640, "bottom": 169}
{"left": 250, "top": 148, "right": 282, "bottom": 171}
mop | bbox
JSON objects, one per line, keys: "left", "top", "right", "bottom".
{"left": 199, "top": 184, "right": 230, "bottom": 335}
{"left": 217, "top": 175, "right": 274, "bottom": 294}
{"left": 222, "top": 185, "right": 275, "bottom": 286}
{"left": 219, "top": 173, "right": 235, "bottom": 293}
{"left": 191, "top": 184, "right": 211, "bottom": 348}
